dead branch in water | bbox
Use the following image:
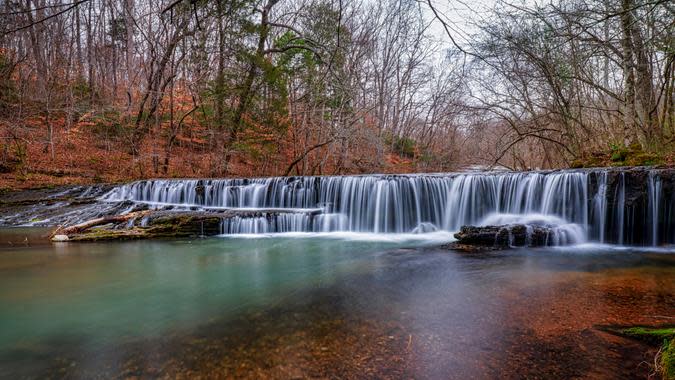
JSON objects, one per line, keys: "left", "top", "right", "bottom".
{"left": 52, "top": 210, "right": 151, "bottom": 237}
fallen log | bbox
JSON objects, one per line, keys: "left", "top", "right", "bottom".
{"left": 55, "top": 210, "right": 151, "bottom": 236}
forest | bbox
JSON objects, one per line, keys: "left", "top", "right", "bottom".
{"left": 0, "top": 0, "right": 673, "bottom": 188}
{"left": 1, "top": 2, "right": 675, "bottom": 378}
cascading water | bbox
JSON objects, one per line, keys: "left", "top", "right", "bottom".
{"left": 477, "top": 213, "right": 586, "bottom": 246}
{"left": 98, "top": 168, "right": 674, "bottom": 246}
{"left": 648, "top": 171, "right": 661, "bottom": 246}
{"left": 591, "top": 172, "right": 608, "bottom": 243}
{"left": 614, "top": 172, "right": 626, "bottom": 244}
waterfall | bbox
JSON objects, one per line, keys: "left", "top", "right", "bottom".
{"left": 614, "top": 172, "right": 626, "bottom": 245}
{"left": 100, "top": 168, "right": 674, "bottom": 246}
{"left": 648, "top": 171, "right": 661, "bottom": 246}
{"left": 478, "top": 213, "right": 586, "bottom": 246}
{"left": 592, "top": 172, "right": 608, "bottom": 243}
{"left": 220, "top": 214, "right": 312, "bottom": 234}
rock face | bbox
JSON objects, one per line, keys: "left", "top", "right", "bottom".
{"left": 453, "top": 224, "right": 555, "bottom": 248}
{"left": 50, "top": 209, "right": 321, "bottom": 242}
{"left": 51, "top": 211, "right": 224, "bottom": 242}
{"left": 0, "top": 184, "right": 115, "bottom": 226}
{"left": 587, "top": 167, "right": 675, "bottom": 245}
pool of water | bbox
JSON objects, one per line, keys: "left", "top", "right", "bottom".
{"left": 1, "top": 228, "right": 673, "bottom": 378}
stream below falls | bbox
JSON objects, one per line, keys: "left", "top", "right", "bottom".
{"left": 0, "top": 228, "right": 674, "bottom": 379}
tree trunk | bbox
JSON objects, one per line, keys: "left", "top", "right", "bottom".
{"left": 226, "top": 0, "right": 280, "bottom": 170}
{"left": 124, "top": 0, "right": 135, "bottom": 111}
{"left": 620, "top": 0, "right": 636, "bottom": 146}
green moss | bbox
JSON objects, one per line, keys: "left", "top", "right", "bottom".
{"left": 573, "top": 142, "right": 665, "bottom": 168}
{"left": 608, "top": 142, "right": 663, "bottom": 166}
{"left": 664, "top": 341, "right": 675, "bottom": 380}
{"left": 622, "top": 327, "right": 675, "bottom": 379}
{"left": 67, "top": 214, "right": 224, "bottom": 242}
{"left": 68, "top": 228, "right": 149, "bottom": 241}
{"left": 623, "top": 327, "right": 675, "bottom": 340}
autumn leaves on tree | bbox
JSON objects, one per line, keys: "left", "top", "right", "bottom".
{"left": 0, "top": 0, "right": 673, "bottom": 188}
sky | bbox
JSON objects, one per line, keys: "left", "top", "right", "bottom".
{"left": 423, "top": 0, "right": 497, "bottom": 48}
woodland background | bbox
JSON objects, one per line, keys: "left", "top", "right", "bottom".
{"left": 0, "top": 0, "right": 673, "bottom": 189}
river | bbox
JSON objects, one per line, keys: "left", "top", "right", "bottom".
{"left": 1, "top": 228, "right": 673, "bottom": 378}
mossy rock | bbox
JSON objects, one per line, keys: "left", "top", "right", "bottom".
{"left": 570, "top": 151, "right": 609, "bottom": 168}
{"left": 574, "top": 143, "right": 665, "bottom": 168}
{"left": 68, "top": 228, "right": 151, "bottom": 241}
{"left": 622, "top": 326, "right": 675, "bottom": 343}
{"left": 621, "top": 326, "right": 675, "bottom": 379}
{"left": 625, "top": 152, "right": 663, "bottom": 166}
{"left": 65, "top": 212, "right": 225, "bottom": 242}
{"left": 665, "top": 341, "right": 675, "bottom": 380}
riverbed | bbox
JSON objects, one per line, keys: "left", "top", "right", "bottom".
{"left": 0, "top": 228, "right": 673, "bottom": 379}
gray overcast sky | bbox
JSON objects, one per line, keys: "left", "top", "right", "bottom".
{"left": 424, "top": 0, "right": 496, "bottom": 48}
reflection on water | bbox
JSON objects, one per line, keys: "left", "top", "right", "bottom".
{"left": 0, "top": 228, "right": 673, "bottom": 378}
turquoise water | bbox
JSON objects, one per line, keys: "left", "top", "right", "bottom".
{"left": 1, "top": 229, "right": 674, "bottom": 378}
{"left": 0, "top": 232, "right": 434, "bottom": 348}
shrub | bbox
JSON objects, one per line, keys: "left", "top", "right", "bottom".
{"left": 383, "top": 132, "right": 417, "bottom": 158}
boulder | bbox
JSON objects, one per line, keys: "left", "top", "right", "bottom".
{"left": 453, "top": 224, "right": 553, "bottom": 248}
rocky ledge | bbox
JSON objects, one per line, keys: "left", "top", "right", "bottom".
{"left": 446, "top": 224, "right": 565, "bottom": 252}
{"left": 51, "top": 211, "right": 221, "bottom": 241}
{"left": 50, "top": 209, "right": 320, "bottom": 242}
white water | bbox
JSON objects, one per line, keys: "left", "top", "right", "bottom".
{"left": 478, "top": 213, "right": 586, "bottom": 246}
{"left": 615, "top": 173, "right": 626, "bottom": 244}
{"left": 591, "top": 172, "right": 608, "bottom": 243}
{"left": 98, "top": 169, "right": 673, "bottom": 246}
{"left": 648, "top": 171, "right": 661, "bottom": 246}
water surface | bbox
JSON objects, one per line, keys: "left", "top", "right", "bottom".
{"left": 0, "top": 229, "right": 673, "bottom": 378}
